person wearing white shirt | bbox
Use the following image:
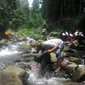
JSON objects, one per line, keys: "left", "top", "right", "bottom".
{"left": 39, "top": 39, "right": 64, "bottom": 72}
{"left": 79, "top": 31, "right": 84, "bottom": 37}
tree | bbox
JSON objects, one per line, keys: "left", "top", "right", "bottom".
{"left": 32, "top": 0, "right": 39, "bottom": 9}
{"left": 0, "top": 0, "right": 17, "bottom": 36}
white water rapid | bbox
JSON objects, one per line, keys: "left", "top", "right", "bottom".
{"left": 0, "top": 37, "right": 70, "bottom": 85}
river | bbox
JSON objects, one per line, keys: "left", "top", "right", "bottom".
{"left": 0, "top": 38, "right": 80, "bottom": 85}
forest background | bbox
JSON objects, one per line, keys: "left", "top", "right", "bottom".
{"left": 0, "top": 0, "right": 85, "bottom": 36}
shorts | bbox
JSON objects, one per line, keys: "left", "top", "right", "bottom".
{"left": 56, "top": 43, "right": 64, "bottom": 59}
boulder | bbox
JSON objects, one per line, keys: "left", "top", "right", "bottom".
{"left": 0, "top": 71, "right": 23, "bottom": 85}
{"left": 17, "top": 36, "right": 26, "bottom": 41}
{"left": 21, "top": 53, "right": 40, "bottom": 58}
{"left": 3, "top": 66, "right": 29, "bottom": 82}
{"left": 61, "top": 59, "right": 78, "bottom": 73}
{"left": 50, "top": 52, "right": 57, "bottom": 63}
{"left": 3, "top": 66, "right": 25, "bottom": 77}
{"left": 72, "top": 65, "right": 85, "bottom": 82}
{"left": 29, "top": 40, "right": 40, "bottom": 47}
{"left": 47, "top": 36, "right": 57, "bottom": 40}
{"left": 49, "top": 32, "right": 60, "bottom": 37}
{"left": 0, "top": 39, "right": 8, "bottom": 46}
{"left": 18, "top": 42, "right": 31, "bottom": 52}
{"left": 65, "top": 62, "right": 78, "bottom": 73}
{"left": 64, "top": 81, "right": 80, "bottom": 85}
{"left": 69, "top": 57, "right": 81, "bottom": 64}
{"left": 32, "top": 34, "right": 44, "bottom": 40}
{"left": 15, "top": 62, "right": 31, "bottom": 70}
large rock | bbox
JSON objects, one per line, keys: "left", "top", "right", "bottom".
{"left": 29, "top": 40, "right": 40, "bottom": 47}
{"left": 0, "top": 39, "right": 8, "bottom": 46}
{"left": 17, "top": 36, "right": 26, "bottom": 41}
{"left": 0, "top": 71, "right": 23, "bottom": 85}
{"left": 72, "top": 65, "right": 85, "bottom": 82}
{"left": 32, "top": 34, "right": 44, "bottom": 40}
{"left": 18, "top": 42, "right": 31, "bottom": 52}
{"left": 3, "top": 66, "right": 25, "bottom": 77}
{"left": 65, "top": 63, "right": 78, "bottom": 73}
{"left": 61, "top": 59, "right": 78, "bottom": 73}
{"left": 3, "top": 66, "right": 29, "bottom": 82}
{"left": 69, "top": 57, "right": 81, "bottom": 64}
{"left": 64, "top": 81, "right": 80, "bottom": 85}
{"left": 50, "top": 52, "right": 57, "bottom": 63}
{"left": 49, "top": 32, "right": 60, "bottom": 37}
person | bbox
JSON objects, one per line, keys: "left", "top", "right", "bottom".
{"left": 79, "top": 31, "right": 84, "bottom": 37}
{"left": 74, "top": 29, "right": 80, "bottom": 40}
{"left": 69, "top": 32, "right": 75, "bottom": 42}
{"left": 78, "top": 31, "right": 84, "bottom": 45}
{"left": 42, "top": 28, "right": 46, "bottom": 35}
{"left": 74, "top": 29, "right": 84, "bottom": 45}
{"left": 65, "top": 31, "right": 69, "bottom": 41}
{"left": 37, "top": 38, "right": 64, "bottom": 72}
{"left": 4, "top": 31, "right": 9, "bottom": 35}
{"left": 61, "top": 32, "right": 66, "bottom": 41}
{"left": 4, "top": 31, "right": 9, "bottom": 39}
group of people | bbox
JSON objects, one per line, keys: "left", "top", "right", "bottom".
{"left": 33, "top": 29, "right": 84, "bottom": 72}
{"left": 61, "top": 29, "right": 84, "bottom": 43}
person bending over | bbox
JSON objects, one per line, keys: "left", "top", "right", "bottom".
{"left": 38, "top": 38, "right": 64, "bottom": 72}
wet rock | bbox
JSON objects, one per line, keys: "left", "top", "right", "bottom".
{"left": 61, "top": 59, "right": 78, "bottom": 73}
{"left": 65, "top": 62, "right": 78, "bottom": 73}
{"left": 6, "top": 41, "right": 13, "bottom": 45}
{"left": 64, "top": 81, "right": 80, "bottom": 85}
{"left": 29, "top": 40, "right": 40, "bottom": 47}
{"left": 47, "top": 36, "right": 57, "bottom": 40}
{"left": 0, "top": 71, "right": 23, "bottom": 85}
{"left": 69, "top": 57, "right": 81, "bottom": 64}
{"left": 3, "top": 65, "right": 29, "bottom": 83}
{"left": 32, "top": 34, "right": 44, "bottom": 40}
{"left": 37, "top": 39, "right": 44, "bottom": 43}
{"left": 50, "top": 52, "right": 57, "bottom": 63}
{"left": 21, "top": 53, "right": 40, "bottom": 58}
{"left": 49, "top": 32, "right": 60, "bottom": 37}
{"left": 15, "top": 62, "right": 31, "bottom": 70}
{"left": 17, "top": 36, "right": 26, "bottom": 41}
{"left": 63, "top": 46, "right": 70, "bottom": 52}
{"left": 0, "top": 39, "right": 8, "bottom": 47}
{"left": 22, "top": 57, "right": 30, "bottom": 62}
{"left": 18, "top": 42, "right": 31, "bottom": 52}
{"left": 3, "top": 66, "right": 25, "bottom": 77}
{"left": 14, "top": 60, "right": 22, "bottom": 63}
{"left": 72, "top": 65, "right": 85, "bottom": 82}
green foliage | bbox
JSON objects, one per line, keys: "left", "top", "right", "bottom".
{"left": 10, "top": 4, "right": 29, "bottom": 30}
{"left": 29, "top": 10, "right": 45, "bottom": 28}
{"left": 0, "top": 0, "right": 16, "bottom": 28}
{"left": 0, "top": 0, "right": 45, "bottom": 34}
{"left": 16, "top": 28, "right": 41, "bottom": 35}
{"left": 61, "top": 16, "right": 81, "bottom": 31}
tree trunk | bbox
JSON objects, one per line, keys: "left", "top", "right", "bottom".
{"left": 79, "top": 0, "right": 83, "bottom": 15}
{"left": 73, "top": 0, "right": 75, "bottom": 16}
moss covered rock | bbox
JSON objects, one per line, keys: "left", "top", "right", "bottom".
{"left": 3, "top": 66, "right": 25, "bottom": 77}
{"left": 18, "top": 42, "right": 31, "bottom": 52}
{"left": 50, "top": 52, "right": 57, "bottom": 63}
{"left": 0, "top": 71, "right": 23, "bottom": 85}
{"left": 72, "top": 65, "right": 85, "bottom": 82}
{"left": 64, "top": 81, "right": 80, "bottom": 85}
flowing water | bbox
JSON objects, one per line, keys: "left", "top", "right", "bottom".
{"left": 0, "top": 38, "right": 71, "bottom": 85}
{"left": 27, "top": 68, "right": 70, "bottom": 85}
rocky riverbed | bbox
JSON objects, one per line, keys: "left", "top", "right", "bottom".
{"left": 0, "top": 35, "right": 85, "bottom": 85}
